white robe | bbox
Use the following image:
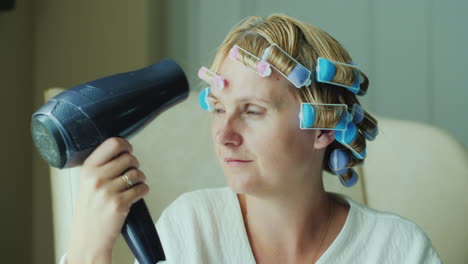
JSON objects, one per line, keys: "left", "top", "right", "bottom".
{"left": 152, "top": 187, "right": 441, "bottom": 264}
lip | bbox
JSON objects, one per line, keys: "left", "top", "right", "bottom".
{"left": 224, "top": 158, "right": 253, "bottom": 166}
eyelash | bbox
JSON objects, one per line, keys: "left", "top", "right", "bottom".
{"left": 246, "top": 110, "right": 261, "bottom": 116}
{"left": 214, "top": 108, "right": 225, "bottom": 114}
{"left": 212, "top": 107, "right": 262, "bottom": 116}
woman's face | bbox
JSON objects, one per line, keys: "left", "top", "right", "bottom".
{"left": 210, "top": 57, "right": 325, "bottom": 195}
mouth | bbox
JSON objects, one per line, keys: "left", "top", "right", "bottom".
{"left": 224, "top": 158, "right": 253, "bottom": 167}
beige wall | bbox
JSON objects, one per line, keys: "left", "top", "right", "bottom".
{"left": 0, "top": 1, "right": 34, "bottom": 263}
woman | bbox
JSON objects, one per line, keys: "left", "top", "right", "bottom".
{"left": 63, "top": 14, "right": 441, "bottom": 263}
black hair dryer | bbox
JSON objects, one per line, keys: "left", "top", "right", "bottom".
{"left": 31, "top": 59, "right": 190, "bottom": 263}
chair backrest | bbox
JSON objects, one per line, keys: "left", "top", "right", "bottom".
{"left": 362, "top": 116, "right": 468, "bottom": 264}
{"left": 47, "top": 89, "right": 467, "bottom": 263}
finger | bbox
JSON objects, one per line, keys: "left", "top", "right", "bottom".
{"left": 108, "top": 168, "right": 147, "bottom": 193}
{"left": 99, "top": 152, "right": 140, "bottom": 180}
{"left": 119, "top": 183, "right": 150, "bottom": 208}
{"left": 84, "top": 137, "right": 133, "bottom": 167}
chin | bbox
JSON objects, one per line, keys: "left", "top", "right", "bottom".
{"left": 225, "top": 171, "right": 263, "bottom": 195}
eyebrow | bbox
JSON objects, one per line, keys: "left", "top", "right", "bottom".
{"left": 207, "top": 93, "right": 276, "bottom": 107}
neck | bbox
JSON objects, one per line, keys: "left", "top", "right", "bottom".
{"left": 238, "top": 177, "right": 334, "bottom": 263}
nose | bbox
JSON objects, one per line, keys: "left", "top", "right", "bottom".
{"left": 214, "top": 115, "right": 243, "bottom": 147}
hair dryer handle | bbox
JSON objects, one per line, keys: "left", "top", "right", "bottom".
{"left": 122, "top": 199, "right": 165, "bottom": 263}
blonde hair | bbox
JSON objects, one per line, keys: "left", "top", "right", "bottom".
{"left": 209, "top": 14, "right": 377, "bottom": 181}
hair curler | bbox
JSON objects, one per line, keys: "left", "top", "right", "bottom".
{"left": 31, "top": 59, "right": 190, "bottom": 264}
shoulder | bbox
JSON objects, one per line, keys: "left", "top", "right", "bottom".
{"left": 336, "top": 197, "right": 441, "bottom": 263}
{"left": 349, "top": 198, "right": 431, "bottom": 242}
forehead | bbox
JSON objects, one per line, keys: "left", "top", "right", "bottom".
{"left": 210, "top": 57, "right": 292, "bottom": 103}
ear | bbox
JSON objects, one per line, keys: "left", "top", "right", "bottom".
{"left": 314, "top": 130, "right": 335, "bottom": 150}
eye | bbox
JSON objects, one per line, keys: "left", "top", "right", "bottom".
{"left": 246, "top": 110, "right": 261, "bottom": 116}
{"left": 245, "top": 105, "right": 264, "bottom": 116}
{"left": 210, "top": 101, "right": 225, "bottom": 114}
{"left": 213, "top": 108, "right": 225, "bottom": 114}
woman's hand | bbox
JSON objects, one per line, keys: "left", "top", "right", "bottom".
{"left": 67, "top": 137, "right": 149, "bottom": 264}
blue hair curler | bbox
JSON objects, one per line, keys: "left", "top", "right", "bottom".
{"left": 351, "top": 104, "right": 365, "bottom": 124}
{"left": 300, "top": 103, "right": 315, "bottom": 128}
{"left": 357, "top": 147, "right": 367, "bottom": 159}
{"left": 316, "top": 57, "right": 336, "bottom": 83}
{"left": 288, "top": 63, "right": 312, "bottom": 88}
{"left": 334, "top": 111, "right": 351, "bottom": 131}
{"left": 338, "top": 169, "right": 359, "bottom": 187}
{"left": 329, "top": 146, "right": 360, "bottom": 187}
{"left": 261, "top": 43, "right": 312, "bottom": 88}
{"left": 198, "top": 87, "right": 213, "bottom": 112}
{"left": 329, "top": 149, "right": 350, "bottom": 175}
{"left": 362, "top": 126, "right": 378, "bottom": 141}
{"left": 335, "top": 122, "right": 366, "bottom": 159}
{"left": 335, "top": 122, "right": 358, "bottom": 145}
{"left": 299, "top": 103, "right": 349, "bottom": 130}
{"left": 316, "top": 57, "right": 362, "bottom": 94}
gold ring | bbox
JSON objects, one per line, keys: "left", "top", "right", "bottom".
{"left": 122, "top": 174, "right": 133, "bottom": 188}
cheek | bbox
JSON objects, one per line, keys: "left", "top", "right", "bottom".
{"left": 284, "top": 114, "right": 316, "bottom": 157}
{"left": 247, "top": 120, "right": 291, "bottom": 161}
{"left": 259, "top": 117, "right": 315, "bottom": 167}
{"left": 247, "top": 127, "right": 272, "bottom": 153}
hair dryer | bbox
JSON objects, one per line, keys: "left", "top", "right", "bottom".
{"left": 31, "top": 59, "right": 190, "bottom": 263}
